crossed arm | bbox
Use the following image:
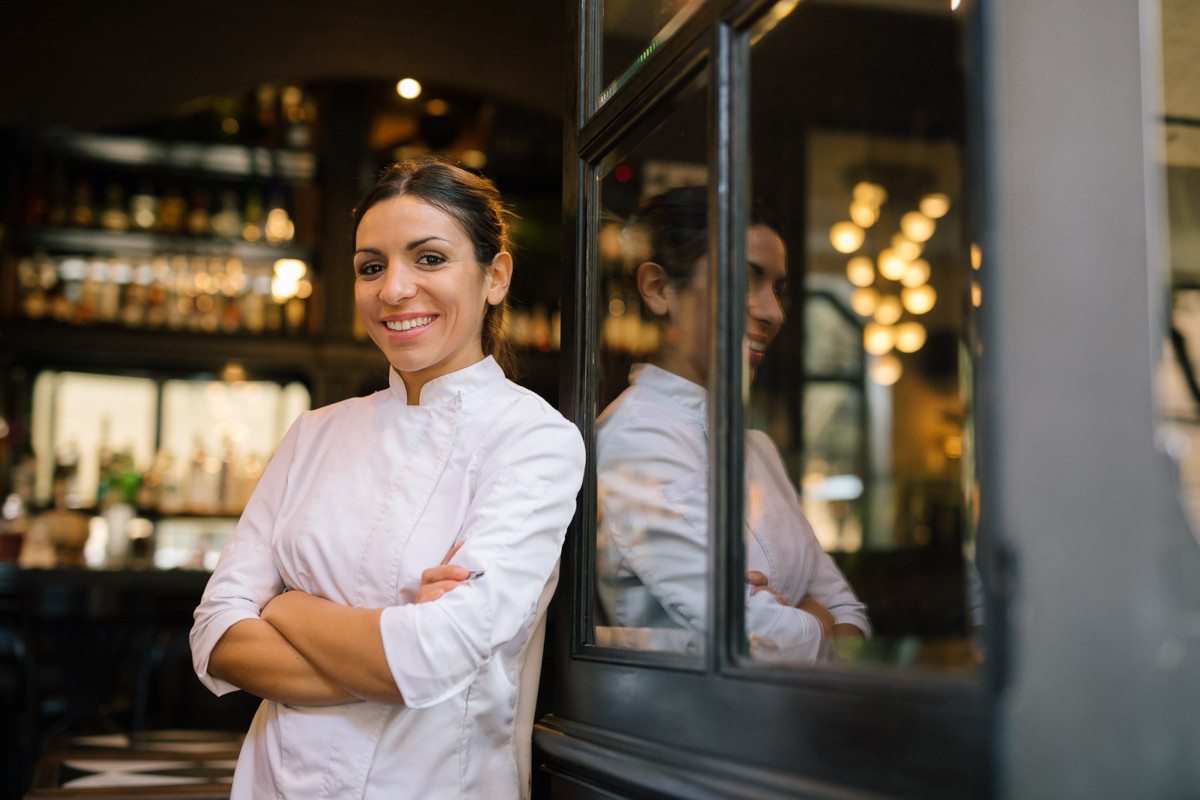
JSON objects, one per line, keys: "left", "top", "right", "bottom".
{"left": 207, "top": 549, "right": 470, "bottom": 707}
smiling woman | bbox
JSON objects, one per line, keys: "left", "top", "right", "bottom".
{"left": 189, "top": 157, "right": 585, "bottom": 799}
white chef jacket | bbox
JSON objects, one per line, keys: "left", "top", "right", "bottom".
{"left": 190, "top": 356, "right": 585, "bottom": 800}
{"left": 595, "top": 364, "right": 870, "bottom": 662}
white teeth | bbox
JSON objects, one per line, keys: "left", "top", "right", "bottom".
{"left": 385, "top": 316, "right": 434, "bottom": 332}
{"left": 747, "top": 340, "right": 766, "bottom": 353}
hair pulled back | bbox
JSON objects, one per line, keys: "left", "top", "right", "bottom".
{"left": 352, "top": 156, "right": 516, "bottom": 374}
{"left": 629, "top": 185, "right": 783, "bottom": 288}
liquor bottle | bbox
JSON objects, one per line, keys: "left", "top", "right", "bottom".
{"left": 211, "top": 190, "right": 243, "bottom": 239}
{"left": 157, "top": 186, "right": 187, "bottom": 235}
{"left": 69, "top": 180, "right": 96, "bottom": 228}
{"left": 242, "top": 188, "right": 264, "bottom": 242}
{"left": 186, "top": 189, "right": 213, "bottom": 236}
{"left": 100, "top": 183, "right": 131, "bottom": 232}
{"left": 130, "top": 182, "right": 158, "bottom": 231}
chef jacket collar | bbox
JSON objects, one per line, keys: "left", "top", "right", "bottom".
{"left": 628, "top": 363, "right": 706, "bottom": 423}
{"left": 388, "top": 356, "right": 506, "bottom": 408}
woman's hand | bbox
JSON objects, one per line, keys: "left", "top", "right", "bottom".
{"left": 417, "top": 542, "right": 475, "bottom": 603}
{"left": 746, "top": 570, "right": 789, "bottom": 606}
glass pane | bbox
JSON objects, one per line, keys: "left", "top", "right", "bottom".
{"left": 600, "top": 0, "right": 703, "bottom": 107}
{"left": 160, "top": 378, "right": 310, "bottom": 515}
{"left": 745, "top": 0, "right": 978, "bottom": 669}
{"left": 593, "top": 76, "right": 710, "bottom": 656}
{"left": 1156, "top": 0, "right": 1200, "bottom": 536}
{"left": 31, "top": 371, "right": 158, "bottom": 508}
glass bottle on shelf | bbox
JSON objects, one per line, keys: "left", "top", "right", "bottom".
{"left": 69, "top": 179, "right": 96, "bottom": 228}
{"left": 211, "top": 190, "right": 243, "bottom": 239}
{"left": 186, "top": 189, "right": 213, "bottom": 236}
{"left": 129, "top": 182, "right": 158, "bottom": 231}
{"left": 100, "top": 183, "right": 131, "bottom": 232}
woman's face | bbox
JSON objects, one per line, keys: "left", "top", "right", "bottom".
{"left": 354, "top": 194, "right": 502, "bottom": 399}
{"left": 661, "top": 224, "right": 787, "bottom": 385}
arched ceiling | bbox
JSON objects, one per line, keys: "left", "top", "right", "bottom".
{"left": 0, "top": 0, "right": 567, "bottom": 130}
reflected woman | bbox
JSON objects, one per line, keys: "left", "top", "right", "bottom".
{"left": 596, "top": 185, "right": 869, "bottom": 662}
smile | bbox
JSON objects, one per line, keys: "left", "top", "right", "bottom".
{"left": 385, "top": 316, "right": 435, "bottom": 332}
{"left": 747, "top": 339, "right": 767, "bottom": 353}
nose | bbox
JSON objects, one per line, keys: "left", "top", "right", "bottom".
{"left": 379, "top": 263, "right": 418, "bottom": 306}
{"left": 748, "top": 282, "right": 785, "bottom": 332}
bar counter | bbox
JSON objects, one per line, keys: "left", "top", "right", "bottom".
{"left": 0, "top": 564, "right": 258, "bottom": 798}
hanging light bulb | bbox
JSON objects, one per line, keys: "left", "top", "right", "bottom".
{"left": 891, "top": 232, "right": 922, "bottom": 262}
{"left": 919, "top": 193, "right": 951, "bottom": 219}
{"left": 902, "top": 284, "right": 937, "bottom": 315}
{"left": 864, "top": 322, "right": 894, "bottom": 355}
{"left": 972, "top": 281, "right": 983, "bottom": 307}
{"left": 894, "top": 321, "right": 927, "bottom": 353}
{"left": 971, "top": 242, "right": 983, "bottom": 270}
{"left": 901, "top": 258, "right": 931, "bottom": 288}
{"left": 830, "top": 221, "right": 865, "bottom": 254}
{"left": 870, "top": 353, "right": 903, "bottom": 385}
{"left": 846, "top": 256, "right": 875, "bottom": 287}
{"left": 874, "top": 295, "right": 903, "bottom": 325}
{"left": 878, "top": 248, "right": 908, "bottom": 281}
{"left": 849, "top": 201, "right": 879, "bottom": 228}
{"left": 900, "top": 210, "right": 936, "bottom": 243}
{"left": 853, "top": 181, "right": 887, "bottom": 208}
{"left": 851, "top": 287, "right": 878, "bottom": 317}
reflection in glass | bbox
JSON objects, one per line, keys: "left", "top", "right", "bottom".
{"left": 593, "top": 81, "right": 710, "bottom": 656}
{"left": 747, "top": 0, "right": 978, "bottom": 669}
{"left": 595, "top": 169, "right": 871, "bottom": 662}
{"left": 600, "top": 0, "right": 703, "bottom": 106}
{"left": 1156, "top": 0, "right": 1200, "bottom": 535}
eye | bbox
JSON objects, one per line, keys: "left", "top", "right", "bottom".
{"left": 774, "top": 279, "right": 789, "bottom": 298}
{"left": 355, "top": 260, "right": 384, "bottom": 277}
{"left": 416, "top": 252, "right": 447, "bottom": 268}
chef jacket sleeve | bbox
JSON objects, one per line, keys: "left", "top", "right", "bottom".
{"left": 596, "top": 411, "right": 710, "bottom": 633}
{"left": 379, "top": 406, "right": 585, "bottom": 708}
{"left": 190, "top": 415, "right": 298, "bottom": 695}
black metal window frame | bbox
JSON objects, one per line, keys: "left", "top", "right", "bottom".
{"left": 539, "top": 1, "right": 994, "bottom": 796}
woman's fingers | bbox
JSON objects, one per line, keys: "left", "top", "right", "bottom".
{"left": 416, "top": 579, "right": 465, "bottom": 604}
{"left": 422, "top": 563, "right": 470, "bottom": 585}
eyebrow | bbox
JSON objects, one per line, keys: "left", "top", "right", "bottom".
{"left": 354, "top": 236, "right": 453, "bottom": 258}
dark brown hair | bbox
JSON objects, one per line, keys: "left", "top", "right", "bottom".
{"left": 629, "top": 185, "right": 783, "bottom": 287}
{"left": 352, "top": 156, "right": 516, "bottom": 374}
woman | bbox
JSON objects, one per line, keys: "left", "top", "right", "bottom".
{"left": 191, "top": 158, "right": 585, "bottom": 799}
{"left": 595, "top": 185, "right": 869, "bottom": 662}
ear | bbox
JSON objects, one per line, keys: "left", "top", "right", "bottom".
{"left": 636, "top": 261, "right": 671, "bottom": 316}
{"left": 485, "top": 251, "right": 513, "bottom": 305}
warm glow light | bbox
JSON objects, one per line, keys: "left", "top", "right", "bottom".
{"left": 970, "top": 242, "right": 983, "bottom": 270}
{"left": 901, "top": 258, "right": 931, "bottom": 288}
{"left": 425, "top": 98, "right": 449, "bottom": 116}
{"left": 900, "top": 211, "right": 936, "bottom": 243}
{"left": 920, "top": 193, "right": 951, "bottom": 219}
{"left": 853, "top": 181, "right": 887, "bottom": 208}
{"left": 870, "top": 354, "right": 903, "bottom": 385}
{"left": 891, "top": 233, "right": 922, "bottom": 261}
{"left": 878, "top": 248, "right": 908, "bottom": 281}
{"left": 874, "top": 295, "right": 903, "bottom": 326}
{"left": 846, "top": 256, "right": 875, "bottom": 287}
{"left": 830, "top": 221, "right": 865, "bottom": 254}
{"left": 950, "top": 0, "right": 962, "bottom": 11}
{"left": 864, "top": 322, "right": 895, "bottom": 355}
{"left": 849, "top": 201, "right": 879, "bottom": 228}
{"left": 271, "top": 275, "right": 298, "bottom": 303}
{"left": 895, "top": 321, "right": 927, "bottom": 353}
{"left": 851, "top": 287, "right": 878, "bottom": 317}
{"left": 396, "top": 78, "right": 422, "bottom": 99}
{"left": 461, "top": 149, "right": 487, "bottom": 169}
{"left": 902, "top": 284, "right": 937, "bottom": 315}
{"left": 971, "top": 281, "right": 983, "bottom": 307}
{"left": 274, "top": 258, "right": 307, "bottom": 282}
